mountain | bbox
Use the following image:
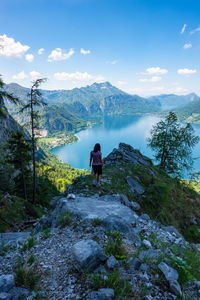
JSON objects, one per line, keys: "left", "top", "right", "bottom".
{"left": 174, "top": 97, "right": 200, "bottom": 123}
{"left": 5, "top": 82, "right": 161, "bottom": 121}
{"left": 40, "top": 105, "right": 89, "bottom": 136}
{"left": 5, "top": 81, "right": 125, "bottom": 106}
{"left": 149, "top": 93, "right": 199, "bottom": 111}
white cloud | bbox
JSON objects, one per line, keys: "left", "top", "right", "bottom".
{"left": 54, "top": 71, "right": 104, "bottom": 82}
{"left": 12, "top": 71, "right": 27, "bottom": 80}
{"left": 190, "top": 26, "right": 200, "bottom": 34}
{"left": 0, "top": 34, "right": 30, "bottom": 59}
{"left": 183, "top": 43, "right": 192, "bottom": 49}
{"left": 48, "top": 48, "right": 74, "bottom": 62}
{"left": 177, "top": 68, "right": 197, "bottom": 75}
{"left": 38, "top": 48, "right": 44, "bottom": 55}
{"left": 25, "top": 53, "right": 34, "bottom": 62}
{"left": 30, "top": 71, "right": 41, "bottom": 80}
{"left": 139, "top": 76, "right": 162, "bottom": 82}
{"left": 181, "top": 24, "right": 187, "bottom": 34}
{"left": 80, "top": 48, "right": 91, "bottom": 55}
{"left": 106, "top": 60, "right": 118, "bottom": 65}
{"left": 143, "top": 67, "right": 168, "bottom": 75}
{"left": 117, "top": 81, "right": 128, "bottom": 85}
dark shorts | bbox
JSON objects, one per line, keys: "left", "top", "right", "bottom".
{"left": 92, "top": 165, "right": 102, "bottom": 175}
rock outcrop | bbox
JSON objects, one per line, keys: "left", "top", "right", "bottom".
{"left": 104, "top": 142, "right": 152, "bottom": 166}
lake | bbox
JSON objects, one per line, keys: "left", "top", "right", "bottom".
{"left": 50, "top": 115, "right": 200, "bottom": 177}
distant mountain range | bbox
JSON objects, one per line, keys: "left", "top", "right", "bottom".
{"left": 148, "top": 93, "right": 199, "bottom": 111}
{"left": 4, "top": 81, "right": 200, "bottom": 136}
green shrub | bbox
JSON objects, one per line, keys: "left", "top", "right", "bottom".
{"left": 92, "top": 218, "right": 102, "bottom": 226}
{"left": 170, "top": 256, "right": 193, "bottom": 285}
{"left": 41, "top": 228, "right": 50, "bottom": 240}
{"left": 104, "top": 231, "right": 127, "bottom": 261}
{"left": 15, "top": 258, "right": 40, "bottom": 290}
{"left": 89, "top": 271, "right": 132, "bottom": 298}
{"left": 20, "top": 237, "right": 35, "bottom": 253}
{"left": 184, "top": 225, "right": 200, "bottom": 243}
{"left": 59, "top": 211, "right": 72, "bottom": 227}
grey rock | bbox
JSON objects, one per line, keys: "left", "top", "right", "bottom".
{"left": 158, "top": 262, "right": 178, "bottom": 282}
{"left": 102, "top": 215, "right": 133, "bottom": 235}
{"left": 0, "top": 232, "right": 31, "bottom": 247}
{"left": 143, "top": 239, "right": 152, "bottom": 249}
{"left": 127, "top": 257, "right": 141, "bottom": 271}
{"left": 169, "top": 280, "right": 182, "bottom": 296}
{"left": 139, "top": 263, "right": 152, "bottom": 275}
{"left": 106, "top": 256, "right": 119, "bottom": 270}
{"left": 0, "top": 275, "right": 15, "bottom": 293}
{"left": 139, "top": 249, "right": 159, "bottom": 261}
{"left": 0, "top": 292, "right": 12, "bottom": 300}
{"left": 119, "top": 194, "right": 132, "bottom": 207}
{"left": 140, "top": 214, "right": 150, "bottom": 221}
{"left": 50, "top": 196, "right": 61, "bottom": 208}
{"left": 162, "top": 226, "right": 182, "bottom": 238}
{"left": 67, "top": 193, "right": 76, "bottom": 199}
{"left": 126, "top": 176, "right": 144, "bottom": 195}
{"left": 51, "top": 194, "right": 138, "bottom": 228}
{"left": 104, "top": 143, "right": 152, "bottom": 167}
{"left": 98, "top": 288, "right": 114, "bottom": 299}
{"left": 130, "top": 202, "right": 141, "bottom": 211}
{"left": 89, "top": 291, "right": 101, "bottom": 300}
{"left": 94, "top": 266, "right": 107, "bottom": 274}
{"left": 72, "top": 239, "right": 107, "bottom": 271}
{"left": 9, "top": 287, "right": 30, "bottom": 299}
{"left": 144, "top": 295, "right": 153, "bottom": 300}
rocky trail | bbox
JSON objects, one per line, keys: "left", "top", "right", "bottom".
{"left": 1, "top": 144, "right": 200, "bottom": 299}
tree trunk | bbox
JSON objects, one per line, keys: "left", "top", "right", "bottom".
{"left": 21, "top": 161, "right": 27, "bottom": 201}
{"left": 31, "top": 89, "right": 36, "bottom": 205}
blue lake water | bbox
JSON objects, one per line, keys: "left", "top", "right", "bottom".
{"left": 50, "top": 115, "right": 200, "bottom": 177}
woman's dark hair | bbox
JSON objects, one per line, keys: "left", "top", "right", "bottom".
{"left": 94, "top": 143, "right": 101, "bottom": 152}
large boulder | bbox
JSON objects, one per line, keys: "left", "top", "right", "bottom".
{"left": 126, "top": 176, "right": 144, "bottom": 195}
{"left": 72, "top": 240, "right": 107, "bottom": 271}
{"left": 158, "top": 262, "right": 178, "bottom": 282}
{"left": 0, "top": 232, "right": 31, "bottom": 247}
{"left": 50, "top": 194, "right": 138, "bottom": 228}
{"left": 104, "top": 143, "right": 152, "bottom": 166}
{"left": 0, "top": 275, "right": 15, "bottom": 293}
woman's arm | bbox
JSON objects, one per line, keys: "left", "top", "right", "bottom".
{"left": 89, "top": 153, "right": 92, "bottom": 167}
{"left": 100, "top": 154, "right": 104, "bottom": 167}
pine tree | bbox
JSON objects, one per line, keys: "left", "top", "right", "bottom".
{"left": 6, "top": 131, "right": 32, "bottom": 200}
{"left": 148, "top": 112, "right": 199, "bottom": 176}
{"left": 20, "top": 79, "right": 47, "bottom": 204}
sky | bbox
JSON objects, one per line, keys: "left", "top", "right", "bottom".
{"left": 0, "top": 0, "right": 200, "bottom": 96}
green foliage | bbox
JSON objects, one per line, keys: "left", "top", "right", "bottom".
{"left": 104, "top": 231, "right": 127, "bottom": 261}
{"left": 59, "top": 211, "right": 72, "bottom": 227}
{"left": 184, "top": 225, "right": 200, "bottom": 243}
{"left": 15, "top": 258, "right": 40, "bottom": 290}
{"left": 170, "top": 256, "right": 193, "bottom": 285}
{"left": 92, "top": 218, "right": 102, "bottom": 226}
{"left": 0, "top": 243, "right": 16, "bottom": 256}
{"left": 89, "top": 271, "right": 132, "bottom": 298}
{"left": 6, "top": 131, "right": 32, "bottom": 200}
{"left": 27, "top": 254, "right": 35, "bottom": 265}
{"left": 148, "top": 111, "right": 199, "bottom": 176}
{"left": 41, "top": 228, "right": 50, "bottom": 240}
{"left": 171, "top": 244, "right": 200, "bottom": 282}
{"left": 20, "top": 237, "right": 35, "bottom": 253}
{"left": 175, "top": 97, "right": 200, "bottom": 124}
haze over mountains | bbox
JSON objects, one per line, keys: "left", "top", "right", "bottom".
{"left": 4, "top": 81, "right": 200, "bottom": 136}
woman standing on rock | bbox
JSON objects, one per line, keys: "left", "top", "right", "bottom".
{"left": 89, "top": 143, "right": 104, "bottom": 187}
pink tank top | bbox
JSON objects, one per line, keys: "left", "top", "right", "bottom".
{"left": 91, "top": 151, "right": 102, "bottom": 165}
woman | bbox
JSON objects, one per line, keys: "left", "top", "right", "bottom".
{"left": 89, "top": 143, "right": 104, "bottom": 187}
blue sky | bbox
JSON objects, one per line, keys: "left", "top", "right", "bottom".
{"left": 0, "top": 0, "right": 200, "bottom": 96}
